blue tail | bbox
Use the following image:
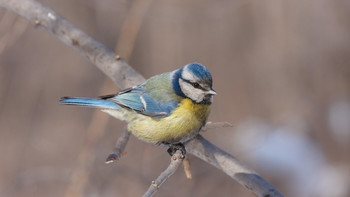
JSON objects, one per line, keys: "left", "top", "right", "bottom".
{"left": 60, "top": 97, "right": 120, "bottom": 109}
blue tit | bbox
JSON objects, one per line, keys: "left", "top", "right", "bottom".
{"left": 60, "top": 63, "right": 216, "bottom": 155}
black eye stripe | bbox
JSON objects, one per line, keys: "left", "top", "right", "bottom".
{"left": 181, "top": 78, "right": 206, "bottom": 91}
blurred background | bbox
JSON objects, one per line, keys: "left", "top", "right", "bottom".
{"left": 1, "top": 0, "right": 350, "bottom": 196}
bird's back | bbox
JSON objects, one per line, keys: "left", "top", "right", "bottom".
{"left": 142, "top": 72, "right": 182, "bottom": 103}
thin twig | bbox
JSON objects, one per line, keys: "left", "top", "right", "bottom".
{"left": 143, "top": 150, "right": 185, "bottom": 197}
{"left": 183, "top": 157, "right": 192, "bottom": 179}
{"left": 0, "top": 1, "right": 284, "bottom": 196}
{"left": 105, "top": 127, "right": 131, "bottom": 163}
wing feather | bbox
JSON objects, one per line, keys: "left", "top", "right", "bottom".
{"left": 104, "top": 86, "right": 178, "bottom": 118}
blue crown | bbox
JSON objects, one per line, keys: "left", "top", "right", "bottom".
{"left": 172, "top": 63, "right": 212, "bottom": 98}
{"left": 186, "top": 63, "right": 212, "bottom": 82}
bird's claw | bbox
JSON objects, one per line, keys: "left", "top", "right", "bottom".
{"left": 167, "top": 143, "right": 186, "bottom": 157}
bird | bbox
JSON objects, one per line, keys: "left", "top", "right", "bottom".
{"left": 60, "top": 63, "right": 216, "bottom": 155}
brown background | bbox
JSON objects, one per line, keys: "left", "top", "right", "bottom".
{"left": 1, "top": 0, "right": 349, "bottom": 197}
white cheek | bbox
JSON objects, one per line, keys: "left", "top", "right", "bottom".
{"left": 179, "top": 79, "right": 204, "bottom": 102}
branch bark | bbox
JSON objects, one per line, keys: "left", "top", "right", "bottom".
{"left": 186, "top": 135, "right": 283, "bottom": 197}
{"left": 143, "top": 150, "right": 185, "bottom": 197}
{"left": 0, "top": 0, "right": 284, "bottom": 196}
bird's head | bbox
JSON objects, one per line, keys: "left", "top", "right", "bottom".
{"left": 172, "top": 63, "right": 216, "bottom": 104}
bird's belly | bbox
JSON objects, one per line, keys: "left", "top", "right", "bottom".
{"left": 128, "top": 98, "right": 210, "bottom": 144}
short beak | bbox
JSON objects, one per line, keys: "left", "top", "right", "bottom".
{"left": 208, "top": 89, "right": 217, "bottom": 95}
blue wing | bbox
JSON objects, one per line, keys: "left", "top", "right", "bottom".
{"left": 105, "top": 85, "right": 179, "bottom": 118}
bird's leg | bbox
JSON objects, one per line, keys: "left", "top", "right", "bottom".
{"left": 167, "top": 143, "right": 186, "bottom": 157}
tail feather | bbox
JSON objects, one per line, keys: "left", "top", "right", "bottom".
{"left": 59, "top": 97, "right": 120, "bottom": 109}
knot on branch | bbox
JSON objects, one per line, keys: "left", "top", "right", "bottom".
{"left": 151, "top": 181, "right": 159, "bottom": 189}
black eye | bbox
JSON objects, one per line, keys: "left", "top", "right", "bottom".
{"left": 192, "top": 82, "right": 200, "bottom": 88}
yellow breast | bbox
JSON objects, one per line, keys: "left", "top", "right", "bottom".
{"left": 126, "top": 98, "right": 211, "bottom": 144}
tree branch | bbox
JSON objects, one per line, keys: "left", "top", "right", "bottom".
{"left": 0, "top": 0, "right": 284, "bottom": 196}
{"left": 142, "top": 150, "right": 185, "bottom": 197}
{"left": 186, "top": 135, "right": 283, "bottom": 197}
